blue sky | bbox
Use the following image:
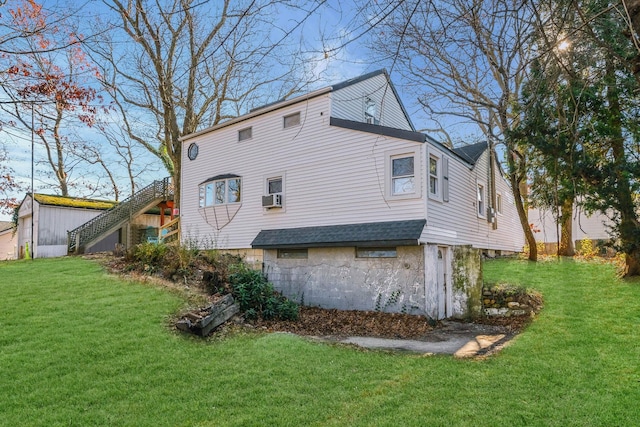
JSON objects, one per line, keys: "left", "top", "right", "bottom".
{"left": 0, "top": 0, "right": 479, "bottom": 221}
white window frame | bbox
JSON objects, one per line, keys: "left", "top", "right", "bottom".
{"left": 496, "top": 192, "right": 503, "bottom": 215}
{"left": 263, "top": 172, "right": 286, "bottom": 213}
{"left": 428, "top": 155, "right": 440, "bottom": 200}
{"left": 385, "top": 148, "right": 421, "bottom": 200}
{"left": 199, "top": 177, "right": 242, "bottom": 207}
{"left": 477, "top": 181, "right": 486, "bottom": 218}
{"left": 283, "top": 112, "right": 301, "bottom": 129}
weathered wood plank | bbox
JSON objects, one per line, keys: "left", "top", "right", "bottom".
{"left": 176, "top": 294, "right": 239, "bottom": 336}
{"left": 199, "top": 303, "right": 239, "bottom": 336}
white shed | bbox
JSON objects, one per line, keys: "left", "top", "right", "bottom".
{"left": 16, "top": 194, "right": 121, "bottom": 258}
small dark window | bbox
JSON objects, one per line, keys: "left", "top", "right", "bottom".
{"left": 283, "top": 112, "right": 301, "bottom": 128}
{"left": 356, "top": 247, "right": 397, "bottom": 258}
{"left": 238, "top": 127, "right": 252, "bottom": 141}
{"left": 277, "top": 248, "right": 308, "bottom": 259}
{"left": 268, "top": 177, "right": 282, "bottom": 194}
{"left": 187, "top": 143, "right": 199, "bottom": 160}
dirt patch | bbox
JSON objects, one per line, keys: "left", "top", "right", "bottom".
{"left": 242, "top": 306, "right": 531, "bottom": 341}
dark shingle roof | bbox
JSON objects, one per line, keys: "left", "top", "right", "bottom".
{"left": 251, "top": 219, "right": 426, "bottom": 249}
{"left": 452, "top": 141, "right": 488, "bottom": 165}
{"left": 329, "top": 117, "right": 424, "bottom": 143}
{"left": 199, "top": 174, "right": 241, "bottom": 185}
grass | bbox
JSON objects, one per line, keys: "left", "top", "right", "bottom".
{"left": 0, "top": 257, "right": 639, "bottom": 426}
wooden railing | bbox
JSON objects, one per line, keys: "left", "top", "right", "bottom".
{"left": 67, "top": 177, "right": 173, "bottom": 254}
{"left": 158, "top": 217, "right": 180, "bottom": 244}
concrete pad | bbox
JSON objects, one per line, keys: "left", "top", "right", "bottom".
{"left": 342, "top": 336, "right": 472, "bottom": 355}
{"left": 453, "top": 334, "right": 506, "bottom": 358}
{"left": 342, "top": 334, "right": 507, "bottom": 356}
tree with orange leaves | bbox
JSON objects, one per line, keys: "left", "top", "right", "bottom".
{"left": 0, "top": 0, "right": 110, "bottom": 197}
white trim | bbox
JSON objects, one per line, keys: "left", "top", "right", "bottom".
{"left": 428, "top": 154, "right": 442, "bottom": 202}
{"left": 263, "top": 172, "right": 286, "bottom": 213}
{"left": 384, "top": 147, "right": 422, "bottom": 200}
{"left": 476, "top": 181, "right": 486, "bottom": 218}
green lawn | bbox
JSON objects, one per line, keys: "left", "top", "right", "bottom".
{"left": 0, "top": 257, "right": 638, "bottom": 426}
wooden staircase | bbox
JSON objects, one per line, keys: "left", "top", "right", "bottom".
{"left": 67, "top": 177, "right": 174, "bottom": 254}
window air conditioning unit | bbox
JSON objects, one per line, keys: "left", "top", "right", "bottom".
{"left": 262, "top": 193, "right": 283, "bottom": 208}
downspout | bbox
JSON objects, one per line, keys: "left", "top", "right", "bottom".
{"left": 489, "top": 140, "right": 498, "bottom": 231}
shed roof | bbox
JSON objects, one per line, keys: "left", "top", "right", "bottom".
{"left": 251, "top": 219, "right": 426, "bottom": 249}
{"left": 33, "top": 194, "right": 118, "bottom": 210}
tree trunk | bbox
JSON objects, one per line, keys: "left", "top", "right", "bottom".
{"left": 605, "top": 58, "right": 640, "bottom": 276}
{"left": 509, "top": 167, "right": 537, "bottom": 261}
{"left": 506, "top": 145, "right": 537, "bottom": 261}
{"left": 558, "top": 198, "right": 575, "bottom": 256}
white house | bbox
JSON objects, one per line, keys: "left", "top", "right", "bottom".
{"left": 179, "top": 70, "right": 524, "bottom": 319}
{"left": 0, "top": 221, "right": 16, "bottom": 260}
{"left": 529, "top": 206, "right": 613, "bottom": 254}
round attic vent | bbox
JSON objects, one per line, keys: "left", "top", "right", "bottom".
{"left": 187, "top": 143, "right": 199, "bottom": 160}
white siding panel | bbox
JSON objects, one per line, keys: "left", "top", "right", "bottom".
{"left": 530, "top": 206, "right": 612, "bottom": 243}
{"left": 424, "top": 147, "right": 524, "bottom": 252}
{"left": 331, "top": 73, "right": 412, "bottom": 130}
{"left": 38, "top": 206, "right": 105, "bottom": 246}
{"left": 180, "top": 94, "right": 426, "bottom": 250}
{"left": 0, "top": 230, "right": 16, "bottom": 260}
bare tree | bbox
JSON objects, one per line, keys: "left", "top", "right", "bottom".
{"left": 0, "top": 0, "right": 112, "bottom": 198}
{"left": 89, "top": 0, "right": 322, "bottom": 208}
{"left": 363, "top": 0, "right": 537, "bottom": 260}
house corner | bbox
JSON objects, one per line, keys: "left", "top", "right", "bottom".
{"left": 452, "top": 245, "right": 483, "bottom": 319}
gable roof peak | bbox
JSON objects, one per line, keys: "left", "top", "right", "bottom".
{"left": 452, "top": 141, "right": 489, "bottom": 165}
{"left": 330, "top": 69, "right": 388, "bottom": 91}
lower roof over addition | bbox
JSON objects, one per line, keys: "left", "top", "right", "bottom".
{"left": 251, "top": 219, "right": 427, "bottom": 249}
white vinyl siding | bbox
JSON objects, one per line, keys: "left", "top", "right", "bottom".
{"left": 424, "top": 146, "right": 525, "bottom": 252}
{"left": 330, "top": 72, "right": 413, "bottom": 130}
{"left": 529, "top": 206, "right": 613, "bottom": 244}
{"left": 180, "top": 94, "right": 426, "bottom": 249}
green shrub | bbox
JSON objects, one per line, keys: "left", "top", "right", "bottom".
{"left": 228, "top": 264, "right": 299, "bottom": 321}
{"left": 128, "top": 242, "right": 169, "bottom": 272}
{"left": 162, "top": 245, "right": 199, "bottom": 280}
{"left": 201, "top": 251, "right": 242, "bottom": 294}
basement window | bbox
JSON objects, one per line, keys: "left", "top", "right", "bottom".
{"left": 356, "top": 247, "right": 397, "bottom": 258}
{"left": 277, "top": 248, "right": 308, "bottom": 259}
